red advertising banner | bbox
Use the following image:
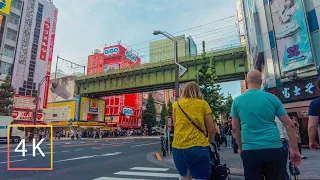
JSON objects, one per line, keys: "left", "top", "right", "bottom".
{"left": 40, "top": 18, "right": 50, "bottom": 61}
{"left": 43, "top": 8, "right": 58, "bottom": 108}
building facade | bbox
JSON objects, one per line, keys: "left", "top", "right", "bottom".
{"left": 0, "top": 0, "right": 23, "bottom": 83}
{"left": 8, "top": 0, "right": 58, "bottom": 123}
{"left": 240, "top": 0, "right": 320, "bottom": 144}
{"left": 87, "top": 44, "right": 143, "bottom": 129}
{"left": 149, "top": 35, "right": 197, "bottom": 63}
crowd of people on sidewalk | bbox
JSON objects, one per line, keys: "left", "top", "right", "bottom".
{"left": 54, "top": 128, "right": 158, "bottom": 140}
{"left": 170, "top": 69, "right": 319, "bottom": 180}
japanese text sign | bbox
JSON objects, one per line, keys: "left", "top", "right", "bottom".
{"left": 40, "top": 18, "right": 50, "bottom": 61}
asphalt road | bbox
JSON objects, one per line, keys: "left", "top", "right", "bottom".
{"left": 0, "top": 137, "right": 179, "bottom": 180}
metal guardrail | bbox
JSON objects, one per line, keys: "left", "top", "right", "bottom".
{"left": 76, "top": 45, "right": 246, "bottom": 81}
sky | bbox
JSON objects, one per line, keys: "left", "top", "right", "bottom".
{"left": 52, "top": 0, "right": 242, "bottom": 98}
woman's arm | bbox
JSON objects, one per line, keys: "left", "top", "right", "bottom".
{"left": 205, "top": 114, "right": 216, "bottom": 143}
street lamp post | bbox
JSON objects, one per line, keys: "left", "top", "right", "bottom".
{"left": 153, "top": 31, "right": 180, "bottom": 155}
{"left": 153, "top": 31, "right": 179, "bottom": 101}
{"left": 32, "top": 75, "right": 49, "bottom": 137}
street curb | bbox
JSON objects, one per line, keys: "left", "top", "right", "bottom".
{"left": 146, "top": 151, "right": 176, "bottom": 170}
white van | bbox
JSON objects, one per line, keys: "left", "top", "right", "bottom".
{"left": 0, "top": 116, "right": 25, "bottom": 143}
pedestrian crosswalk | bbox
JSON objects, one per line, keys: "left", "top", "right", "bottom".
{"left": 93, "top": 167, "right": 180, "bottom": 180}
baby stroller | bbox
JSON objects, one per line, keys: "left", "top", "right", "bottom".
{"left": 209, "top": 143, "right": 230, "bottom": 180}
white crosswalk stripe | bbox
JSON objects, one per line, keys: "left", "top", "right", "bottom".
{"left": 93, "top": 166, "right": 179, "bottom": 180}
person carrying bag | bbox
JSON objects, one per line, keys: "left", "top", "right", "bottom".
{"left": 172, "top": 81, "right": 216, "bottom": 180}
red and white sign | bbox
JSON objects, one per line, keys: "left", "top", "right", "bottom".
{"left": 43, "top": 8, "right": 58, "bottom": 109}
{"left": 13, "top": 95, "right": 41, "bottom": 111}
{"left": 11, "top": 111, "right": 44, "bottom": 121}
{"left": 40, "top": 18, "right": 50, "bottom": 61}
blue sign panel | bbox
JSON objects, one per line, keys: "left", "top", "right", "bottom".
{"left": 123, "top": 107, "right": 133, "bottom": 115}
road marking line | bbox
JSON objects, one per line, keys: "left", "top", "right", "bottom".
{"left": 114, "top": 171, "right": 180, "bottom": 178}
{"left": 10, "top": 152, "right": 55, "bottom": 158}
{"left": 93, "top": 177, "right": 150, "bottom": 180}
{"left": 62, "top": 150, "right": 70, "bottom": 153}
{"left": 65, "top": 143, "right": 71, "bottom": 144}
{"left": 55, "top": 152, "right": 121, "bottom": 163}
{"left": 75, "top": 149, "right": 83, "bottom": 151}
{"left": 130, "top": 167, "right": 169, "bottom": 171}
{"left": 100, "top": 152, "right": 121, "bottom": 156}
{"left": 55, "top": 155, "right": 99, "bottom": 162}
{"left": 131, "top": 142, "right": 159, "bottom": 147}
{"left": 0, "top": 159, "right": 28, "bottom": 164}
{"left": 80, "top": 142, "right": 85, "bottom": 144}
{"left": 94, "top": 141, "right": 98, "bottom": 142}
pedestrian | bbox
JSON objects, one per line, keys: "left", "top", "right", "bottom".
{"left": 275, "top": 116, "right": 290, "bottom": 180}
{"left": 171, "top": 81, "right": 216, "bottom": 180}
{"left": 225, "top": 121, "right": 232, "bottom": 148}
{"left": 292, "top": 116, "right": 307, "bottom": 159}
{"left": 308, "top": 77, "right": 320, "bottom": 150}
{"left": 231, "top": 69, "right": 301, "bottom": 180}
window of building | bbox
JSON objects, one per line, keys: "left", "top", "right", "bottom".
{"left": 93, "top": 62, "right": 96, "bottom": 67}
{"left": 263, "top": 0, "right": 268, "bottom": 5}
{"left": 12, "top": 0, "right": 22, "bottom": 10}
{"left": 3, "top": 44, "right": 15, "bottom": 58}
{"left": 8, "top": 12, "right": 20, "bottom": 25}
{"left": 0, "top": 61, "right": 11, "bottom": 74}
{"left": 307, "top": 10, "right": 319, "bottom": 33}
{"left": 268, "top": 31, "right": 276, "bottom": 49}
{"left": 311, "top": 32, "right": 320, "bottom": 66}
{"left": 304, "top": 0, "right": 315, "bottom": 13}
{"left": 92, "top": 69, "right": 96, "bottom": 73}
{"left": 6, "top": 28, "right": 17, "bottom": 41}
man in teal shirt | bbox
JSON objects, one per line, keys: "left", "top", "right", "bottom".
{"left": 231, "top": 69, "right": 301, "bottom": 180}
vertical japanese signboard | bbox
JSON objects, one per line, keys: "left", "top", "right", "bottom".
{"left": 270, "top": 0, "right": 313, "bottom": 74}
{"left": 43, "top": 8, "right": 58, "bottom": 108}
{"left": 40, "top": 18, "right": 50, "bottom": 61}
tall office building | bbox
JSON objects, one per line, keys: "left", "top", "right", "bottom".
{"left": 0, "top": 0, "right": 23, "bottom": 82}
{"left": 149, "top": 35, "right": 197, "bottom": 62}
{"left": 8, "top": 0, "right": 58, "bottom": 122}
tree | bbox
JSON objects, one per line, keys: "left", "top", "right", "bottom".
{"left": 197, "top": 41, "right": 225, "bottom": 117}
{"left": 0, "top": 68, "right": 15, "bottom": 116}
{"left": 167, "top": 99, "right": 172, "bottom": 117}
{"left": 160, "top": 103, "right": 167, "bottom": 125}
{"left": 142, "top": 93, "right": 157, "bottom": 128}
{"left": 223, "top": 93, "right": 234, "bottom": 119}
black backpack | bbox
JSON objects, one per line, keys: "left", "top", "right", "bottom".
{"left": 210, "top": 143, "right": 230, "bottom": 180}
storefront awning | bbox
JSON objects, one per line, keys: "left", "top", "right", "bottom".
{"left": 12, "top": 120, "right": 47, "bottom": 125}
{"left": 284, "top": 100, "right": 311, "bottom": 113}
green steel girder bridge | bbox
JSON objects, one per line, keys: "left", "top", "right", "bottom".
{"left": 76, "top": 46, "right": 248, "bottom": 97}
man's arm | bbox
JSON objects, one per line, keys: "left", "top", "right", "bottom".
{"left": 232, "top": 117, "right": 242, "bottom": 151}
{"left": 308, "top": 116, "right": 319, "bottom": 149}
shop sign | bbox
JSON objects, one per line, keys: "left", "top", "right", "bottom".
{"left": 39, "top": 18, "right": 50, "bottom": 61}
{"left": 11, "top": 111, "right": 44, "bottom": 121}
{"left": 89, "top": 99, "right": 98, "bottom": 112}
{"left": 265, "top": 77, "right": 320, "bottom": 103}
{"left": 51, "top": 121, "right": 69, "bottom": 126}
{"left": 104, "top": 47, "right": 119, "bottom": 56}
{"left": 125, "top": 50, "right": 137, "bottom": 63}
{"left": 123, "top": 107, "right": 133, "bottom": 115}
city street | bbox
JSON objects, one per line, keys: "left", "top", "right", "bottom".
{"left": 0, "top": 137, "right": 179, "bottom": 180}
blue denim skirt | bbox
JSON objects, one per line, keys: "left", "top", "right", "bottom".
{"left": 172, "top": 146, "right": 210, "bottom": 179}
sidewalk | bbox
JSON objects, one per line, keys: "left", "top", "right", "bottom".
{"left": 159, "top": 146, "right": 320, "bottom": 179}
{"left": 52, "top": 136, "right": 161, "bottom": 141}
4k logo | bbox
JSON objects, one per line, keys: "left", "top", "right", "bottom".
{"left": 7, "top": 125, "right": 53, "bottom": 171}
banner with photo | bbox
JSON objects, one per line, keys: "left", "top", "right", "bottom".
{"left": 270, "top": 0, "right": 313, "bottom": 74}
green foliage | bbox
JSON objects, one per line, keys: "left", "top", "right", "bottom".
{"left": 160, "top": 103, "right": 167, "bottom": 125}
{"left": 0, "top": 68, "right": 15, "bottom": 116}
{"left": 167, "top": 100, "right": 172, "bottom": 117}
{"left": 142, "top": 93, "right": 157, "bottom": 128}
{"left": 223, "top": 93, "right": 234, "bottom": 118}
{"left": 198, "top": 41, "right": 225, "bottom": 117}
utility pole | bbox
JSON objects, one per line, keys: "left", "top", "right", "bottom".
{"left": 32, "top": 75, "right": 49, "bottom": 138}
